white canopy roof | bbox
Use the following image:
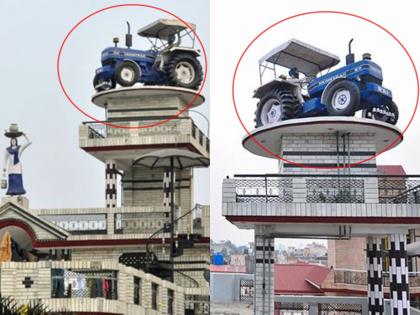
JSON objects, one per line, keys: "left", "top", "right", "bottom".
{"left": 259, "top": 39, "right": 340, "bottom": 77}
{"left": 137, "top": 19, "right": 196, "bottom": 40}
{"left": 133, "top": 149, "right": 209, "bottom": 169}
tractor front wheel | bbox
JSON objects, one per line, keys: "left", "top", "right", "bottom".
{"left": 93, "top": 75, "right": 115, "bottom": 92}
{"left": 115, "top": 61, "right": 140, "bottom": 87}
{"left": 254, "top": 89, "right": 300, "bottom": 128}
{"left": 165, "top": 53, "right": 203, "bottom": 90}
{"left": 324, "top": 80, "right": 360, "bottom": 116}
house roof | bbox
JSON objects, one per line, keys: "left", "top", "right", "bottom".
{"left": 274, "top": 262, "right": 330, "bottom": 295}
{"left": 377, "top": 165, "right": 406, "bottom": 176}
{"left": 0, "top": 201, "right": 69, "bottom": 244}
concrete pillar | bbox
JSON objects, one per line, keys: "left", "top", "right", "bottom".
{"left": 388, "top": 233, "right": 410, "bottom": 315}
{"left": 367, "top": 236, "right": 384, "bottom": 315}
{"left": 105, "top": 159, "right": 118, "bottom": 208}
{"left": 254, "top": 234, "right": 274, "bottom": 315}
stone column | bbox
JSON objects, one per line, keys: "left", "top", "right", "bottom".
{"left": 388, "top": 233, "right": 410, "bottom": 315}
{"left": 367, "top": 236, "right": 384, "bottom": 315}
{"left": 105, "top": 160, "right": 118, "bottom": 208}
{"left": 254, "top": 234, "right": 274, "bottom": 315}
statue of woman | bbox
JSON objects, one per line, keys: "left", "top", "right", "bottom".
{"left": 2, "top": 124, "right": 31, "bottom": 196}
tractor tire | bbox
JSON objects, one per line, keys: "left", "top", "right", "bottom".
{"left": 323, "top": 80, "right": 360, "bottom": 116}
{"left": 372, "top": 101, "right": 399, "bottom": 125}
{"left": 115, "top": 61, "right": 140, "bottom": 87}
{"left": 254, "top": 88, "right": 300, "bottom": 128}
{"left": 165, "top": 53, "right": 203, "bottom": 90}
{"left": 93, "top": 75, "right": 115, "bottom": 92}
{"left": 387, "top": 101, "right": 399, "bottom": 125}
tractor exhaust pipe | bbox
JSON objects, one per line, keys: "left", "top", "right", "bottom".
{"left": 125, "top": 21, "right": 132, "bottom": 49}
{"left": 346, "top": 38, "right": 355, "bottom": 65}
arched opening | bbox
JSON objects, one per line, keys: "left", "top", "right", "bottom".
{"left": 0, "top": 222, "right": 46, "bottom": 262}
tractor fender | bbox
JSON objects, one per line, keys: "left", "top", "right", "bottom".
{"left": 164, "top": 47, "right": 201, "bottom": 57}
{"left": 253, "top": 79, "right": 300, "bottom": 100}
{"left": 158, "top": 48, "right": 201, "bottom": 70}
{"left": 121, "top": 59, "right": 142, "bottom": 77}
{"left": 320, "top": 78, "right": 348, "bottom": 105}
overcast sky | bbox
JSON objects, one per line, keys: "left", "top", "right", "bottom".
{"left": 211, "top": 0, "right": 420, "bottom": 246}
{"left": 0, "top": 0, "right": 209, "bottom": 208}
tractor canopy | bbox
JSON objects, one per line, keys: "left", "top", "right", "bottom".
{"left": 259, "top": 39, "right": 341, "bottom": 77}
{"left": 137, "top": 19, "right": 196, "bottom": 41}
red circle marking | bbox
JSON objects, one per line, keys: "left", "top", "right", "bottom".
{"left": 57, "top": 4, "right": 208, "bottom": 129}
{"left": 232, "top": 11, "right": 419, "bottom": 169}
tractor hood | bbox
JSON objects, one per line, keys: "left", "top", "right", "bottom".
{"left": 101, "top": 47, "right": 156, "bottom": 61}
{"left": 260, "top": 39, "right": 340, "bottom": 77}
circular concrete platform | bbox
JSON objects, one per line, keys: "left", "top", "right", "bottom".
{"left": 242, "top": 116, "right": 403, "bottom": 159}
{"left": 92, "top": 86, "right": 205, "bottom": 108}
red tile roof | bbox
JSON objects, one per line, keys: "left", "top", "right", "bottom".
{"left": 274, "top": 262, "right": 330, "bottom": 295}
{"left": 377, "top": 165, "right": 406, "bottom": 176}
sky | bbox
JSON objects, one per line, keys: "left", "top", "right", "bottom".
{"left": 0, "top": 0, "right": 209, "bottom": 209}
{"left": 210, "top": 0, "right": 420, "bottom": 246}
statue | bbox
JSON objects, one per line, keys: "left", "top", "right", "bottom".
{"left": 2, "top": 124, "right": 31, "bottom": 196}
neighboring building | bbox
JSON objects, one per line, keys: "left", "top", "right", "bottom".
{"left": 210, "top": 262, "right": 331, "bottom": 304}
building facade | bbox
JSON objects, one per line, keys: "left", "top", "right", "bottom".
{"left": 0, "top": 86, "right": 210, "bottom": 314}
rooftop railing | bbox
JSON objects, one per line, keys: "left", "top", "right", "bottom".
{"left": 229, "top": 174, "right": 420, "bottom": 204}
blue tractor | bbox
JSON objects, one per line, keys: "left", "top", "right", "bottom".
{"left": 93, "top": 19, "right": 203, "bottom": 92}
{"left": 254, "top": 39, "right": 399, "bottom": 127}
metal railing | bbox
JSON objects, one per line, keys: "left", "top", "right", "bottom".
{"left": 334, "top": 269, "right": 420, "bottom": 288}
{"left": 83, "top": 119, "right": 184, "bottom": 139}
{"left": 275, "top": 295, "right": 368, "bottom": 315}
{"left": 231, "top": 174, "right": 420, "bottom": 204}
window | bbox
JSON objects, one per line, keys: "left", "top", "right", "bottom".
{"left": 48, "top": 249, "right": 72, "bottom": 261}
{"left": 134, "top": 277, "right": 141, "bottom": 305}
{"left": 151, "top": 283, "right": 159, "bottom": 310}
{"left": 168, "top": 289, "right": 174, "bottom": 315}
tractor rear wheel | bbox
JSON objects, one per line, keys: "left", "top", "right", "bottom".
{"left": 324, "top": 80, "right": 360, "bottom": 116}
{"left": 370, "top": 101, "right": 399, "bottom": 125}
{"left": 254, "top": 88, "right": 300, "bottom": 128}
{"left": 115, "top": 61, "right": 140, "bottom": 87}
{"left": 165, "top": 53, "right": 203, "bottom": 90}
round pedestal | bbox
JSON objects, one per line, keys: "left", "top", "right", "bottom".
{"left": 242, "top": 116, "right": 403, "bottom": 159}
{"left": 92, "top": 86, "right": 205, "bottom": 108}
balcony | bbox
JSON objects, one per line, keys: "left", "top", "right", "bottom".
{"left": 222, "top": 175, "right": 420, "bottom": 234}
{"left": 33, "top": 204, "right": 209, "bottom": 239}
{"left": 34, "top": 206, "right": 171, "bottom": 238}
{"left": 227, "top": 174, "right": 420, "bottom": 204}
{"left": 79, "top": 117, "right": 209, "bottom": 158}
{"left": 0, "top": 260, "right": 205, "bottom": 314}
